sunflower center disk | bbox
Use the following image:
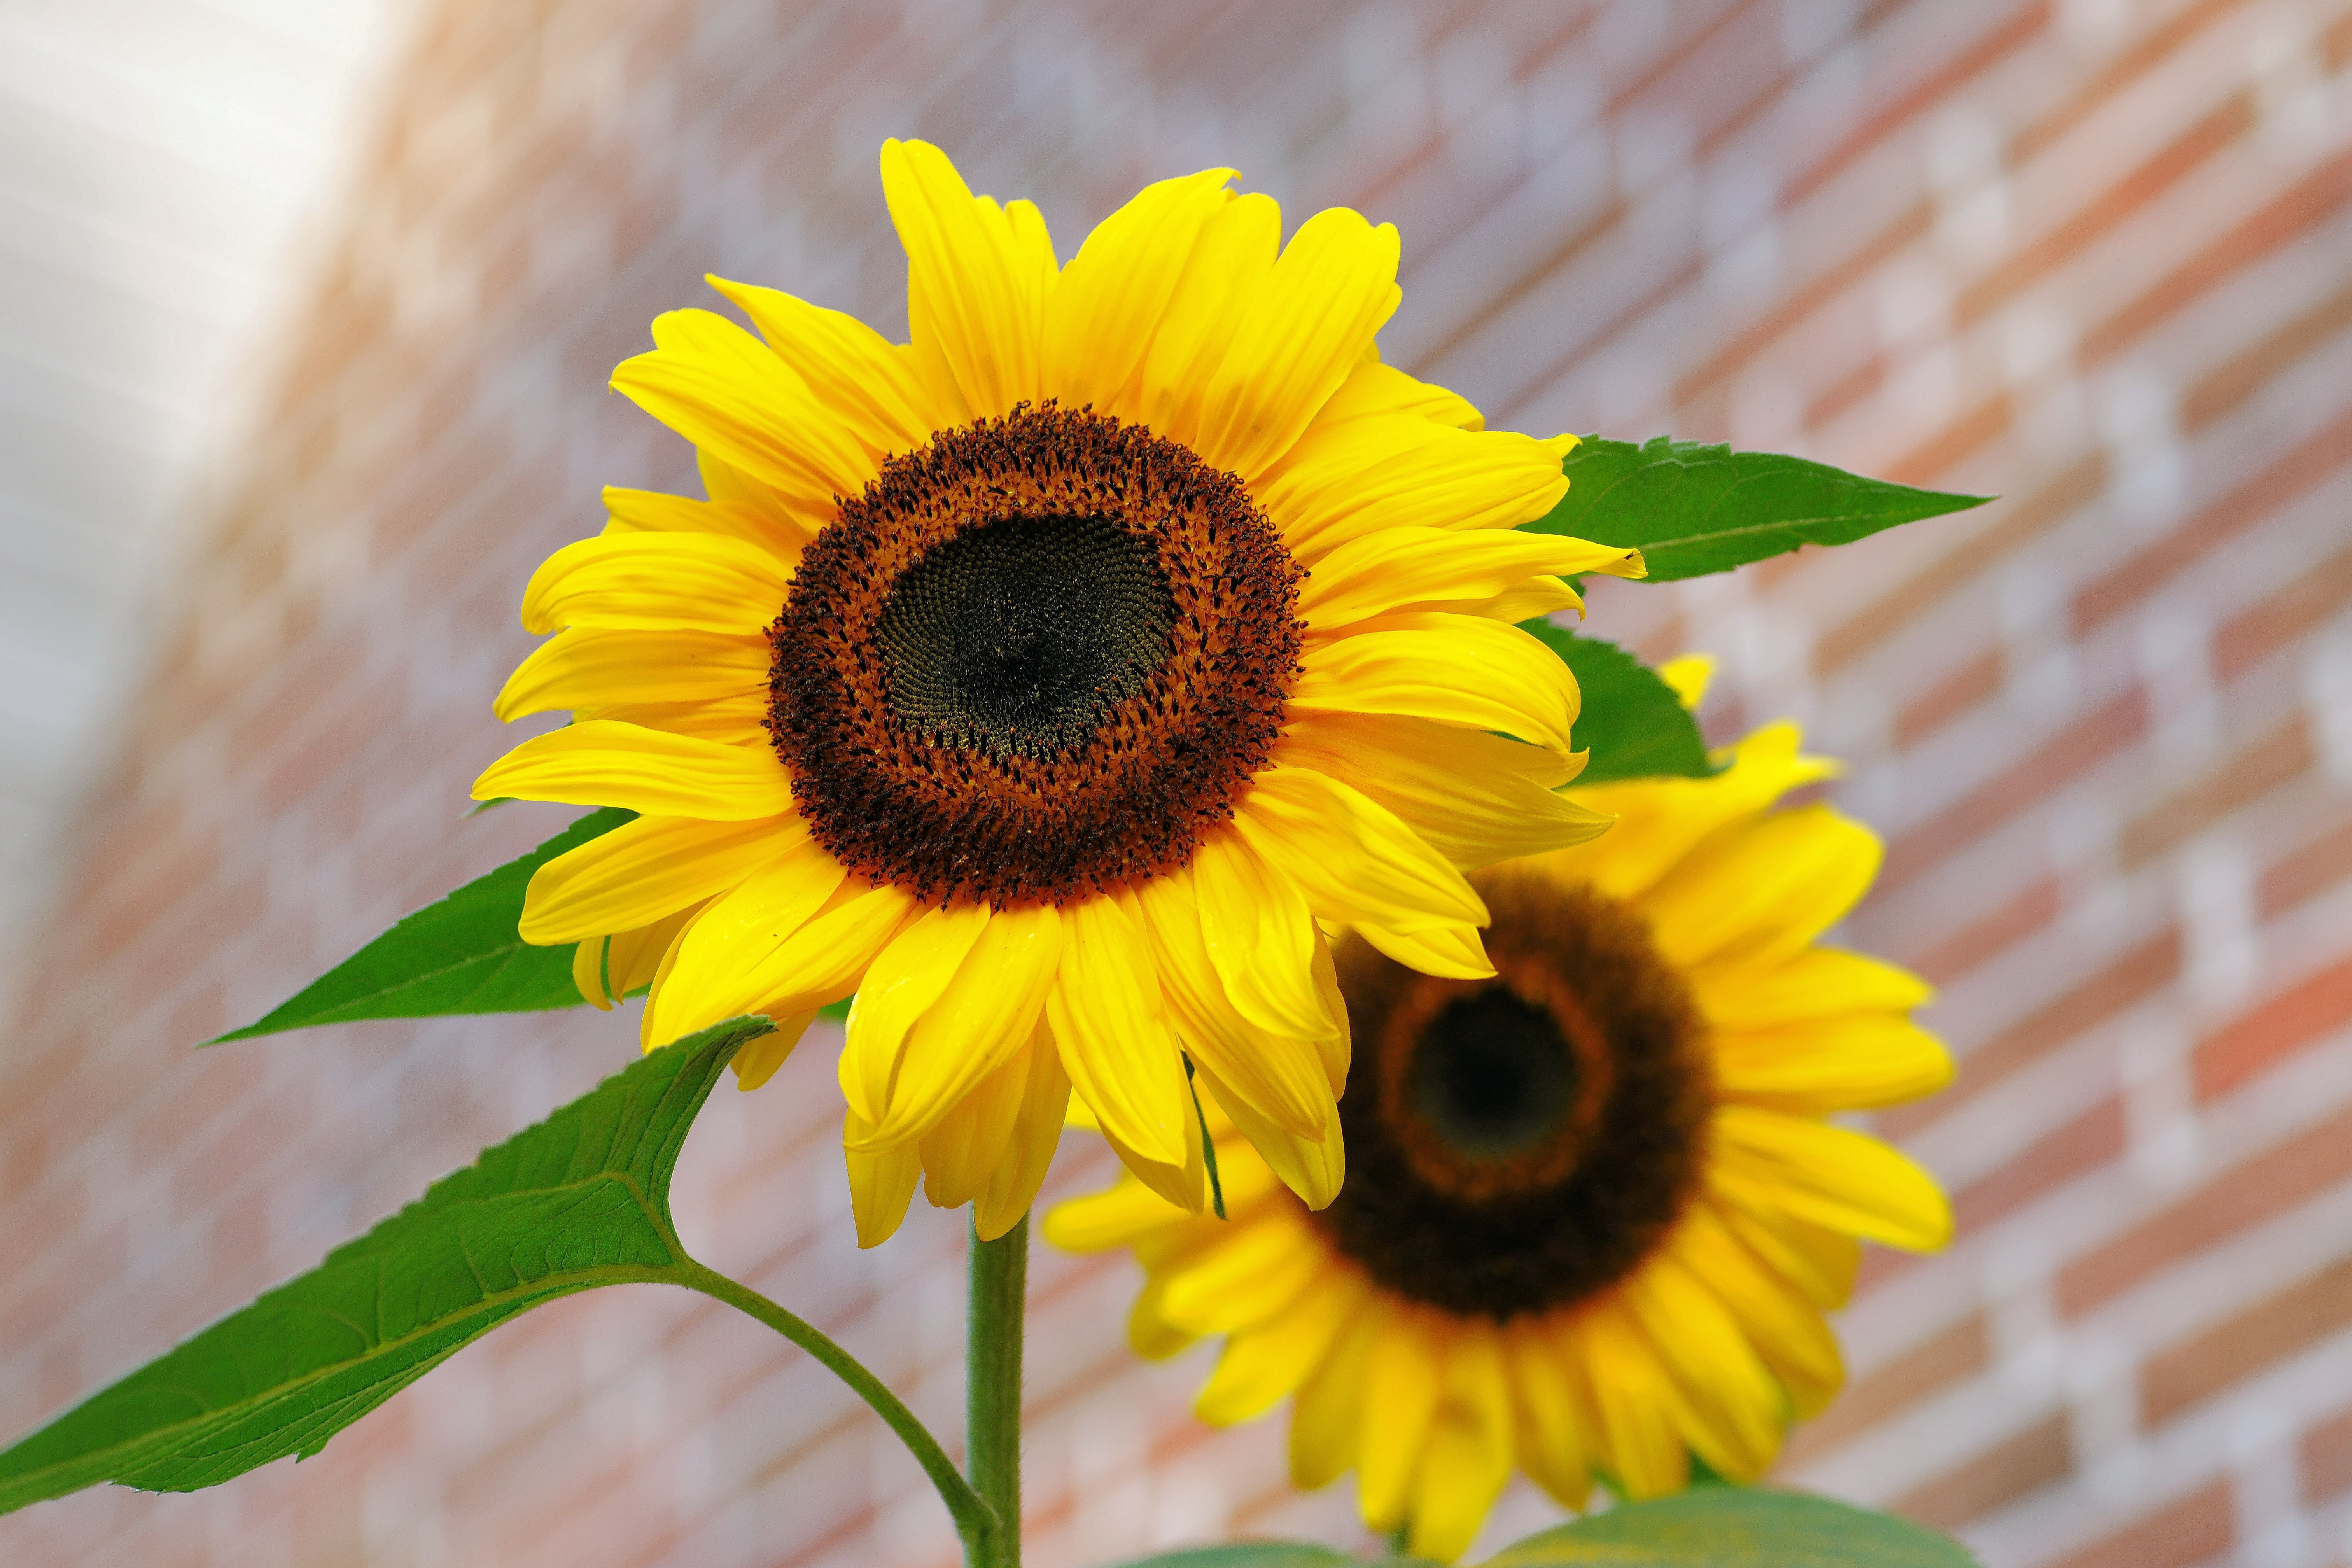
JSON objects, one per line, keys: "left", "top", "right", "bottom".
{"left": 1316, "top": 872, "right": 1713, "bottom": 1321}
{"left": 875, "top": 514, "right": 1174, "bottom": 761}
{"left": 769, "top": 406, "right": 1304, "bottom": 907}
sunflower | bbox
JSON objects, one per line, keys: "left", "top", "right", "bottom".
{"left": 1044, "top": 719, "right": 1954, "bottom": 1560}
{"left": 472, "top": 140, "right": 1643, "bottom": 1247}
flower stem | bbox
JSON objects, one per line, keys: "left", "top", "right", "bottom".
{"left": 966, "top": 1214, "right": 1028, "bottom": 1568}
{"left": 679, "top": 1261, "right": 997, "bottom": 1551}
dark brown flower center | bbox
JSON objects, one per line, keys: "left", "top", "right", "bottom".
{"left": 1312, "top": 866, "right": 1711, "bottom": 1321}
{"left": 767, "top": 404, "right": 1303, "bottom": 906}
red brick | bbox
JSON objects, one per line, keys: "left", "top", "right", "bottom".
{"left": 1893, "top": 1412, "right": 2072, "bottom": 1529}
{"left": 1955, "top": 1097, "right": 2126, "bottom": 1233}
{"left": 1782, "top": 1313, "right": 1989, "bottom": 1468}
{"left": 2082, "top": 145, "right": 2352, "bottom": 368}
{"left": 1911, "top": 875, "right": 2061, "bottom": 986}
{"left": 2261, "top": 811, "right": 2352, "bottom": 920}
{"left": 1883, "top": 930, "right": 2178, "bottom": 1137}
{"left": 2044, "top": 1482, "right": 2233, "bottom": 1568}
{"left": 1817, "top": 453, "right": 2106, "bottom": 674}
{"left": 1896, "top": 646, "right": 2006, "bottom": 747}
{"left": 2217, "top": 530, "right": 2352, "bottom": 681}
{"left": 2144, "top": 1255, "right": 2352, "bottom": 1425}
{"left": 2076, "top": 404, "right": 2352, "bottom": 634}
{"left": 2302, "top": 1401, "right": 2352, "bottom": 1502}
{"left": 1881, "top": 686, "right": 2148, "bottom": 890}
{"left": 1956, "top": 93, "right": 2254, "bottom": 332}
{"left": 2120, "top": 716, "right": 2312, "bottom": 868}
{"left": 2059, "top": 1097, "right": 2352, "bottom": 1316}
{"left": 2194, "top": 953, "right": 2352, "bottom": 1103}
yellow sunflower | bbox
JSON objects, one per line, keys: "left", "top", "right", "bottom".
{"left": 472, "top": 140, "right": 1643, "bottom": 1247}
{"left": 1045, "top": 719, "right": 1955, "bottom": 1560}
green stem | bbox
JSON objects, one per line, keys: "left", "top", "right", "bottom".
{"left": 966, "top": 1214, "right": 1029, "bottom": 1568}
{"left": 680, "top": 1261, "right": 996, "bottom": 1550}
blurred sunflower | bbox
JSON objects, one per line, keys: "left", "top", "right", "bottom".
{"left": 1045, "top": 716, "right": 1954, "bottom": 1559}
{"left": 474, "top": 139, "right": 1642, "bottom": 1246}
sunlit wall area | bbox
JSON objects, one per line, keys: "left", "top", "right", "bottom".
{"left": 0, "top": 0, "right": 406, "bottom": 976}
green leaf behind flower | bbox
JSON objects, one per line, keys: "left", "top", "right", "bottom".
{"left": 1521, "top": 623, "right": 1715, "bottom": 784}
{"left": 0, "top": 1015, "right": 772, "bottom": 1515}
{"left": 212, "top": 807, "right": 633, "bottom": 1041}
{"left": 1486, "top": 1489, "right": 1979, "bottom": 1566}
{"left": 1530, "top": 437, "right": 1990, "bottom": 581}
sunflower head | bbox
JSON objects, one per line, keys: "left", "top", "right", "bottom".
{"left": 1046, "top": 724, "right": 1955, "bottom": 1560}
{"left": 475, "top": 139, "right": 1644, "bottom": 1250}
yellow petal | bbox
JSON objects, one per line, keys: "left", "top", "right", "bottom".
{"left": 1308, "top": 357, "right": 1483, "bottom": 431}
{"left": 525, "top": 812, "right": 798, "bottom": 945}
{"left": 1190, "top": 828, "right": 1340, "bottom": 1042}
{"left": 1046, "top": 895, "right": 1194, "bottom": 1169}
{"left": 1130, "top": 1275, "right": 1201, "bottom": 1361}
{"left": 611, "top": 307, "right": 876, "bottom": 507}
{"left": 1156, "top": 1209, "right": 1325, "bottom": 1337}
{"left": 919, "top": 1052, "right": 1027, "bottom": 1212}
{"left": 1670, "top": 1202, "right": 1844, "bottom": 1419}
{"left": 643, "top": 856, "right": 913, "bottom": 1046}
{"left": 1134, "top": 193, "right": 1282, "bottom": 444}
{"left": 880, "top": 138, "right": 1056, "bottom": 420}
{"left": 1569, "top": 1298, "right": 1687, "bottom": 1500}
{"left": 845, "top": 1104, "right": 921, "bottom": 1248}
{"left": 839, "top": 902, "right": 993, "bottom": 1129}
{"left": 1235, "top": 765, "right": 1486, "bottom": 943}
{"left": 1292, "top": 614, "right": 1580, "bottom": 753}
{"left": 1348, "top": 920, "right": 1496, "bottom": 982}
{"left": 496, "top": 628, "right": 769, "bottom": 723}
{"left": 731, "top": 1008, "right": 817, "bottom": 1092}
{"left": 572, "top": 696, "right": 767, "bottom": 748}
{"left": 1298, "top": 528, "right": 1639, "bottom": 632}
{"left": 1260, "top": 424, "right": 1578, "bottom": 565}
{"left": 1690, "top": 947, "right": 1934, "bottom": 1030}
{"left": 1041, "top": 1170, "right": 1192, "bottom": 1253}
{"left": 520, "top": 532, "right": 792, "bottom": 635}
{"left": 1195, "top": 1266, "right": 1368, "bottom": 1426}
{"left": 974, "top": 1030, "right": 1072, "bottom": 1240}
{"left": 1357, "top": 1306, "right": 1445, "bottom": 1532}
{"left": 1710, "top": 1012, "right": 1954, "bottom": 1112}
{"left": 1558, "top": 723, "right": 1836, "bottom": 903}
{"left": 1274, "top": 710, "right": 1605, "bottom": 870}
{"left": 602, "top": 483, "right": 816, "bottom": 560}
{"left": 1290, "top": 1286, "right": 1385, "bottom": 1489}
{"left": 1621, "top": 1252, "right": 1785, "bottom": 1482}
{"left": 1641, "top": 804, "right": 1882, "bottom": 972}
{"left": 705, "top": 274, "right": 938, "bottom": 455}
{"left": 472, "top": 720, "right": 793, "bottom": 820}
{"left": 1097, "top": 1100, "right": 1208, "bottom": 1216}
{"left": 1704, "top": 1178, "right": 1862, "bottom": 1311}
{"left": 1504, "top": 1319, "right": 1592, "bottom": 1509}
{"left": 1195, "top": 1057, "right": 1345, "bottom": 1210}
{"left": 1190, "top": 206, "right": 1400, "bottom": 480}
{"left": 1042, "top": 167, "right": 1236, "bottom": 414}
{"left": 1658, "top": 653, "right": 1715, "bottom": 710}
{"left": 1407, "top": 1324, "right": 1515, "bottom": 1563}
{"left": 856, "top": 902, "right": 1063, "bottom": 1146}
{"left": 1712, "top": 1105, "right": 1953, "bottom": 1251}
{"left": 1123, "top": 875, "right": 1335, "bottom": 1141}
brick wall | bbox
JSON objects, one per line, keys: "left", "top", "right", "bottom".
{"left": 2, "top": 3, "right": 2348, "bottom": 1566}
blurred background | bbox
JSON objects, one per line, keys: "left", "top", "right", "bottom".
{"left": 2, "top": 2, "right": 2348, "bottom": 1566}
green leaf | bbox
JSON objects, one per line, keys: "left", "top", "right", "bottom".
{"left": 1531, "top": 437, "right": 1990, "bottom": 581}
{"left": 1520, "top": 623, "right": 1715, "bottom": 784}
{"left": 1486, "top": 1488, "right": 1979, "bottom": 1566}
{"left": 1108, "top": 1546, "right": 1375, "bottom": 1568}
{"left": 0, "top": 1015, "right": 774, "bottom": 1514}
{"left": 212, "top": 807, "right": 634, "bottom": 1041}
